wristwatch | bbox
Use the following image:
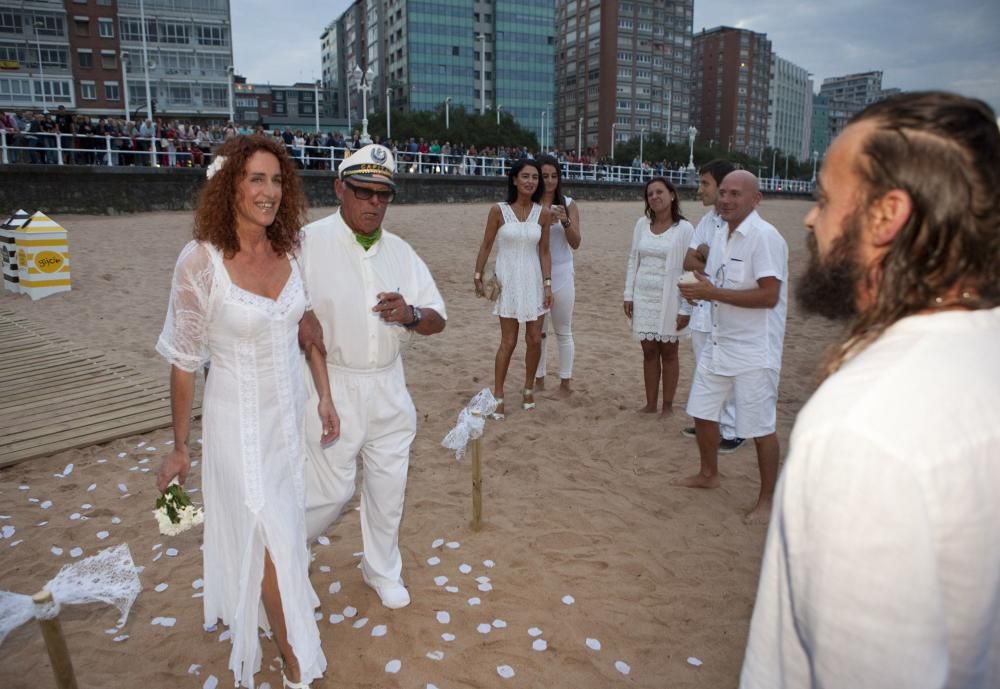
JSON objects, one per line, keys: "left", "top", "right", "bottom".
{"left": 404, "top": 305, "right": 422, "bottom": 329}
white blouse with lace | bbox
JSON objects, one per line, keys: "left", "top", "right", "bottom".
{"left": 156, "top": 240, "right": 325, "bottom": 688}
{"left": 623, "top": 216, "right": 694, "bottom": 342}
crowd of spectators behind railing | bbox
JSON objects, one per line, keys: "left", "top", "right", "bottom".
{"left": 0, "top": 107, "right": 813, "bottom": 192}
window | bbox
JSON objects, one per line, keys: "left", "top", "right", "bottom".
{"left": 98, "top": 18, "right": 113, "bottom": 38}
{"left": 197, "top": 25, "right": 227, "bottom": 46}
{"left": 168, "top": 84, "right": 191, "bottom": 104}
{"left": 81, "top": 81, "right": 96, "bottom": 100}
{"left": 75, "top": 18, "right": 89, "bottom": 37}
{"left": 105, "top": 82, "right": 120, "bottom": 101}
{"left": 273, "top": 102, "right": 286, "bottom": 114}
{"left": 160, "top": 22, "right": 189, "bottom": 44}
{"left": 299, "top": 103, "right": 314, "bottom": 115}
{"left": 0, "top": 12, "right": 21, "bottom": 33}
{"left": 78, "top": 50, "right": 93, "bottom": 68}
{"left": 101, "top": 51, "right": 116, "bottom": 69}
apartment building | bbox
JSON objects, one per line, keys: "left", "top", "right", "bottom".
{"left": 767, "top": 54, "right": 812, "bottom": 161}
{"left": 0, "top": 0, "right": 75, "bottom": 112}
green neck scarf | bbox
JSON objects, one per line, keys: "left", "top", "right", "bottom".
{"left": 354, "top": 227, "right": 382, "bottom": 251}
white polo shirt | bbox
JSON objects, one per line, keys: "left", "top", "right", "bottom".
{"left": 300, "top": 210, "right": 446, "bottom": 370}
{"left": 701, "top": 210, "right": 787, "bottom": 375}
{"left": 687, "top": 207, "right": 725, "bottom": 333}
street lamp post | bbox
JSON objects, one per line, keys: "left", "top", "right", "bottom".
{"left": 811, "top": 150, "right": 819, "bottom": 183}
{"left": 445, "top": 97, "right": 451, "bottom": 129}
{"left": 577, "top": 116, "right": 583, "bottom": 158}
{"left": 353, "top": 64, "right": 375, "bottom": 145}
{"left": 32, "top": 20, "right": 47, "bottom": 114}
{"left": 784, "top": 153, "right": 789, "bottom": 181}
{"left": 687, "top": 126, "right": 697, "bottom": 170}
{"left": 496, "top": 104, "right": 502, "bottom": 126}
{"left": 226, "top": 65, "right": 235, "bottom": 124}
{"left": 120, "top": 51, "right": 130, "bottom": 121}
{"left": 138, "top": 0, "right": 153, "bottom": 125}
{"left": 313, "top": 79, "right": 321, "bottom": 133}
{"left": 639, "top": 128, "right": 645, "bottom": 167}
{"left": 477, "top": 33, "right": 486, "bottom": 115}
{"left": 611, "top": 122, "right": 617, "bottom": 159}
{"left": 666, "top": 88, "right": 672, "bottom": 143}
{"left": 771, "top": 148, "right": 778, "bottom": 179}
{"left": 540, "top": 110, "right": 546, "bottom": 153}
{"left": 386, "top": 87, "right": 392, "bottom": 139}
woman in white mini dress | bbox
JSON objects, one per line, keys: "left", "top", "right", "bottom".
{"left": 623, "top": 177, "right": 694, "bottom": 415}
{"left": 156, "top": 135, "right": 339, "bottom": 689}
{"left": 473, "top": 158, "right": 553, "bottom": 418}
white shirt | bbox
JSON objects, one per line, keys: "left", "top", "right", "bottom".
{"left": 687, "top": 207, "right": 725, "bottom": 333}
{"left": 741, "top": 307, "right": 1000, "bottom": 689}
{"left": 702, "top": 210, "right": 787, "bottom": 375}
{"left": 300, "top": 210, "right": 446, "bottom": 370}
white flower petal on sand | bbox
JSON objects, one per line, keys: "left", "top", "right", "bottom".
{"left": 478, "top": 583, "right": 493, "bottom": 592}
{"left": 343, "top": 606, "right": 358, "bottom": 618}
{"left": 328, "top": 581, "right": 341, "bottom": 594}
{"left": 63, "top": 463, "right": 74, "bottom": 476}
{"left": 1, "top": 525, "right": 14, "bottom": 539}
{"left": 70, "top": 513, "right": 81, "bottom": 521}
{"left": 137, "top": 441, "right": 146, "bottom": 448}
{"left": 467, "top": 597, "right": 481, "bottom": 606}
{"left": 51, "top": 546, "right": 63, "bottom": 556}
{"left": 81, "top": 503, "right": 92, "bottom": 509}
{"left": 193, "top": 578, "right": 204, "bottom": 589}
{"left": 317, "top": 536, "right": 330, "bottom": 546}
{"left": 445, "top": 541, "right": 460, "bottom": 549}
{"left": 532, "top": 639, "right": 547, "bottom": 651}
{"left": 352, "top": 617, "right": 368, "bottom": 629}
{"left": 426, "top": 650, "right": 444, "bottom": 661}
{"left": 87, "top": 484, "right": 97, "bottom": 492}
{"left": 187, "top": 664, "right": 200, "bottom": 675}
{"left": 441, "top": 633, "right": 455, "bottom": 642}
{"left": 496, "top": 665, "right": 515, "bottom": 679}
{"left": 528, "top": 627, "right": 543, "bottom": 637}
{"left": 562, "top": 595, "right": 575, "bottom": 605}
{"left": 166, "top": 547, "right": 178, "bottom": 557}
{"left": 483, "top": 559, "right": 495, "bottom": 568}
{"left": 384, "top": 659, "right": 401, "bottom": 674}
{"left": 476, "top": 576, "right": 491, "bottom": 584}
{"left": 314, "top": 611, "right": 322, "bottom": 622}
{"left": 431, "top": 538, "right": 444, "bottom": 548}
{"left": 328, "top": 614, "right": 344, "bottom": 624}
{"left": 111, "top": 516, "right": 122, "bottom": 524}
{"left": 371, "top": 624, "right": 387, "bottom": 637}
{"left": 615, "top": 660, "right": 631, "bottom": 675}
{"left": 70, "top": 547, "right": 83, "bottom": 557}
{"left": 477, "top": 623, "right": 491, "bottom": 634}
{"left": 155, "top": 583, "right": 168, "bottom": 592}
{"left": 445, "top": 586, "right": 459, "bottom": 593}
{"left": 113, "top": 634, "right": 129, "bottom": 642}
{"left": 40, "top": 500, "right": 52, "bottom": 509}
{"left": 436, "top": 611, "right": 450, "bottom": 624}
{"left": 492, "top": 619, "right": 507, "bottom": 629}
{"left": 219, "top": 630, "right": 232, "bottom": 642}
{"left": 152, "top": 617, "right": 177, "bottom": 627}
{"left": 96, "top": 531, "right": 110, "bottom": 540}
{"left": 9, "top": 539, "right": 22, "bottom": 547}
{"left": 118, "top": 483, "right": 128, "bottom": 493}
{"left": 427, "top": 556, "right": 441, "bottom": 566}
{"left": 427, "top": 685, "right": 440, "bottom": 689}
{"left": 434, "top": 575, "right": 448, "bottom": 586}
{"left": 687, "top": 657, "right": 703, "bottom": 667}
{"left": 319, "top": 565, "right": 331, "bottom": 573}
{"left": 19, "top": 485, "right": 30, "bottom": 490}
{"left": 37, "top": 520, "right": 48, "bottom": 527}
{"left": 202, "top": 676, "right": 218, "bottom": 689}
{"left": 586, "top": 638, "right": 601, "bottom": 650}
{"left": 459, "top": 563, "right": 472, "bottom": 574}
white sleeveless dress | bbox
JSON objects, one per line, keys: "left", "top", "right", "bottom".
{"left": 156, "top": 240, "right": 325, "bottom": 688}
{"left": 493, "top": 202, "right": 547, "bottom": 322}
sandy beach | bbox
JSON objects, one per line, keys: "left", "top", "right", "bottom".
{"left": 0, "top": 196, "right": 842, "bottom": 688}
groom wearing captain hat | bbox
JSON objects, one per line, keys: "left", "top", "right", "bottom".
{"left": 298, "top": 143, "right": 446, "bottom": 609}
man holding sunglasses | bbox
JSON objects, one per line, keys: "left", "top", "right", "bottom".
{"left": 298, "top": 144, "right": 446, "bottom": 610}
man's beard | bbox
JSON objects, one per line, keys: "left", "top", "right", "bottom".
{"left": 796, "top": 211, "right": 865, "bottom": 320}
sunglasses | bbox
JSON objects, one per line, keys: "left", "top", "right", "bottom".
{"left": 344, "top": 180, "right": 395, "bottom": 203}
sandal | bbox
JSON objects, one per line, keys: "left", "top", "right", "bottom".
{"left": 280, "top": 657, "right": 310, "bottom": 688}
{"left": 522, "top": 389, "right": 536, "bottom": 411}
{"left": 491, "top": 398, "right": 505, "bottom": 421}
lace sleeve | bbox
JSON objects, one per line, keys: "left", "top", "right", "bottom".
{"left": 155, "top": 241, "right": 215, "bottom": 372}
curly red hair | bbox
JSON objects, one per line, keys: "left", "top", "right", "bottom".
{"left": 193, "top": 134, "right": 307, "bottom": 257}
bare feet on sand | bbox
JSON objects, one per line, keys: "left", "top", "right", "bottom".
{"left": 637, "top": 404, "right": 659, "bottom": 414}
{"left": 670, "top": 473, "right": 720, "bottom": 489}
{"left": 534, "top": 377, "right": 545, "bottom": 390}
{"left": 743, "top": 500, "right": 772, "bottom": 525}
{"left": 557, "top": 380, "right": 573, "bottom": 397}
{"left": 660, "top": 405, "right": 674, "bottom": 417}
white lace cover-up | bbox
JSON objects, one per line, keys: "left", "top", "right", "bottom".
{"left": 156, "top": 240, "right": 325, "bottom": 688}
{"left": 623, "top": 216, "right": 695, "bottom": 342}
{"left": 493, "top": 202, "right": 547, "bottom": 322}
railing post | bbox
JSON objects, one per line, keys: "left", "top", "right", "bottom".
{"left": 55, "top": 132, "right": 64, "bottom": 165}
{"left": 1, "top": 131, "right": 7, "bottom": 165}
{"left": 149, "top": 135, "right": 156, "bottom": 167}
{"left": 105, "top": 134, "right": 113, "bottom": 166}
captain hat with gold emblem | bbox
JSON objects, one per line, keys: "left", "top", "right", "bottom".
{"left": 339, "top": 143, "right": 396, "bottom": 189}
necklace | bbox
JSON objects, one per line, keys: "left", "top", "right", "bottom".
{"left": 509, "top": 203, "right": 532, "bottom": 222}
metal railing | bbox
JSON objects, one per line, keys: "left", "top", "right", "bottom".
{"left": 0, "top": 131, "right": 815, "bottom": 193}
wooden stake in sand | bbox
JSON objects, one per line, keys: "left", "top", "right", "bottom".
{"left": 32, "top": 590, "right": 79, "bottom": 689}
{"left": 470, "top": 410, "right": 483, "bottom": 531}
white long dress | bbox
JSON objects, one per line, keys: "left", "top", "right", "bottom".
{"left": 156, "top": 240, "right": 326, "bottom": 689}
{"left": 493, "top": 202, "right": 547, "bottom": 322}
{"left": 623, "top": 216, "right": 694, "bottom": 342}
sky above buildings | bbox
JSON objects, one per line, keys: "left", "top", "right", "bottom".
{"left": 232, "top": 0, "right": 1000, "bottom": 113}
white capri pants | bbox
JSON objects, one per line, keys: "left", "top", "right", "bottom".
{"left": 536, "top": 278, "right": 575, "bottom": 379}
{"left": 304, "top": 358, "right": 416, "bottom": 588}
{"left": 690, "top": 329, "right": 738, "bottom": 440}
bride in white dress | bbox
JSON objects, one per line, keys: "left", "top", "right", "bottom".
{"left": 473, "top": 159, "right": 553, "bottom": 418}
{"left": 156, "top": 135, "right": 339, "bottom": 689}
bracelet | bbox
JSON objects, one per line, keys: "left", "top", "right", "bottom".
{"left": 474, "top": 271, "right": 482, "bottom": 280}
{"left": 544, "top": 278, "right": 552, "bottom": 287}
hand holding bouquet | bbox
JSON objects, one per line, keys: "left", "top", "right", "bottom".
{"left": 153, "top": 479, "right": 204, "bottom": 536}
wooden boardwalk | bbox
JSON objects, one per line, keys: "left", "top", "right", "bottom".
{"left": 0, "top": 309, "right": 199, "bottom": 468}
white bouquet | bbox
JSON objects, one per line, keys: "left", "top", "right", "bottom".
{"left": 153, "top": 480, "right": 204, "bottom": 536}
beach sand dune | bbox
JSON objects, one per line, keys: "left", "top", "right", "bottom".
{"left": 0, "top": 198, "right": 841, "bottom": 688}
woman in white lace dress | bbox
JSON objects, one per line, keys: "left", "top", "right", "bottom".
{"left": 623, "top": 177, "right": 694, "bottom": 415}
{"left": 473, "top": 159, "right": 553, "bottom": 418}
{"left": 155, "top": 135, "right": 339, "bottom": 689}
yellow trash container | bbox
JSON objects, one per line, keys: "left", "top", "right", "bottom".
{"left": 1, "top": 209, "right": 29, "bottom": 294}
{"left": 16, "top": 211, "right": 72, "bottom": 300}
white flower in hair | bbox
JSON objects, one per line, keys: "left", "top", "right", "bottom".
{"left": 206, "top": 154, "right": 226, "bottom": 180}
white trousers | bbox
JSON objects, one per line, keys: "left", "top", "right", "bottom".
{"left": 304, "top": 359, "right": 416, "bottom": 587}
{"left": 536, "top": 278, "right": 575, "bottom": 379}
{"left": 690, "top": 329, "right": 738, "bottom": 439}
